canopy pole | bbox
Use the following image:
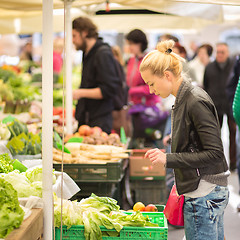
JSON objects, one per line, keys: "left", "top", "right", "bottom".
{"left": 65, "top": 0, "right": 73, "bottom": 134}
{"left": 42, "top": 0, "right": 53, "bottom": 239}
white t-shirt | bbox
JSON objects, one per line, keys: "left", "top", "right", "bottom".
{"left": 188, "top": 57, "right": 205, "bottom": 88}
{"left": 183, "top": 179, "right": 216, "bottom": 198}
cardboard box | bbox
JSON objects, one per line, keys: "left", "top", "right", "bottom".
{"left": 129, "top": 156, "right": 165, "bottom": 178}
{"left": 131, "top": 148, "right": 152, "bottom": 157}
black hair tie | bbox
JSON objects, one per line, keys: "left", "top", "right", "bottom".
{"left": 165, "top": 48, "right": 172, "bottom": 54}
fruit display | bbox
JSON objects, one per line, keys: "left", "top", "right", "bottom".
{"left": 132, "top": 202, "right": 158, "bottom": 212}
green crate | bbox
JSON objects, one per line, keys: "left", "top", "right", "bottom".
{"left": 70, "top": 182, "right": 121, "bottom": 203}
{"left": 131, "top": 180, "right": 167, "bottom": 205}
{"left": 53, "top": 158, "right": 127, "bottom": 182}
{"left": 55, "top": 212, "right": 168, "bottom": 240}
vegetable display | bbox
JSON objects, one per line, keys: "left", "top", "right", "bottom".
{"left": 0, "top": 122, "right": 11, "bottom": 140}
{"left": 0, "top": 178, "right": 24, "bottom": 238}
{"left": 7, "top": 119, "right": 28, "bottom": 139}
{"left": 0, "top": 170, "right": 42, "bottom": 198}
{"left": 7, "top": 132, "right": 42, "bottom": 156}
{"left": 54, "top": 193, "right": 158, "bottom": 240}
{"left": 0, "top": 167, "right": 56, "bottom": 198}
{"left": 0, "top": 153, "right": 14, "bottom": 173}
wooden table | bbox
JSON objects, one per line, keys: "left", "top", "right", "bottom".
{"left": 6, "top": 208, "right": 43, "bottom": 240}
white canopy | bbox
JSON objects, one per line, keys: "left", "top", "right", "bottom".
{"left": 1, "top": 1, "right": 240, "bottom": 34}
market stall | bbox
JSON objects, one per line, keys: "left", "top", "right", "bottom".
{"left": 1, "top": 1, "right": 240, "bottom": 240}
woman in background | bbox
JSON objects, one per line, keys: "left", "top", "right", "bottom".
{"left": 125, "top": 29, "right": 162, "bottom": 147}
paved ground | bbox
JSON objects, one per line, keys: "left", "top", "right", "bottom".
{"left": 168, "top": 116, "right": 240, "bottom": 240}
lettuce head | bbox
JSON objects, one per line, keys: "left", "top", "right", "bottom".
{"left": 0, "top": 178, "right": 24, "bottom": 238}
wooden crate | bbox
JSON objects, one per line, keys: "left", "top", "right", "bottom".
{"left": 6, "top": 208, "right": 43, "bottom": 240}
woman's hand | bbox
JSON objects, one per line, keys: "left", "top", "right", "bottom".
{"left": 145, "top": 148, "right": 166, "bottom": 166}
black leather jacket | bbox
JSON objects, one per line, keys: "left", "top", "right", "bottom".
{"left": 166, "top": 80, "right": 228, "bottom": 195}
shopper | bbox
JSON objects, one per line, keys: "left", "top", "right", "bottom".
{"left": 72, "top": 17, "right": 121, "bottom": 134}
{"left": 20, "top": 42, "right": 33, "bottom": 61}
{"left": 125, "top": 29, "right": 163, "bottom": 147}
{"left": 173, "top": 44, "right": 196, "bottom": 83}
{"left": 53, "top": 37, "right": 64, "bottom": 74}
{"left": 203, "top": 42, "right": 236, "bottom": 171}
{"left": 140, "top": 40, "right": 229, "bottom": 240}
{"left": 188, "top": 44, "right": 213, "bottom": 88}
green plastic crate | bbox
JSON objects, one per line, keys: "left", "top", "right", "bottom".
{"left": 131, "top": 179, "right": 167, "bottom": 205}
{"left": 53, "top": 158, "right": 127, "bottom": 182}
{"left": 54, "top": 212, "right": 168, "bottom": 240}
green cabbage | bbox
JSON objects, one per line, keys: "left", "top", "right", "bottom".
{"left": 25, "top": 166, "right": 56, "bottom": 184}
{"left": 79, "top": 193, "right": 120, "bottom": 214}
{"left": 109, "top": 210, "right": 158, "bottom": 227}
{"left": 54, "top": 194, "right": 83, "bottom": 228}
{"left": 0, "top": 170, "right": 42, "bottom": 198}
{"left": 0, "top": 178, "right": 24, "bottom": 238}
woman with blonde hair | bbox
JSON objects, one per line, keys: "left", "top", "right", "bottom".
{"left": 140, "top": 40, "right": 229, "bottom": 240}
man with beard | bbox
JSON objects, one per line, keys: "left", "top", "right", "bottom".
{"left": 72, "top": 17, "right": 121, "bottom": 134}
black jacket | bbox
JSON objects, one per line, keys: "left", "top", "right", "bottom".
{"left": 226, "top": 55, "right": 240, "bottom": 112}
{"left": 75, "top": 39, "right": 120, "bottom": 129}
{"left": 166, "top": 80, "right": 228, "bottom": 195}
{"left": 203, "top": 58, "right": 235, "bottom": 117}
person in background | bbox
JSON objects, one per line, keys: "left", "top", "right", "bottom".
{"left": 20, "top": 42, "right": 33, "bottom": 61}
{"left": 140, "top": 39, "right": 229, "bottom": 240}
{"left": 53, "top": 37, "right": 64, "bottom": 74}
{"left": 173, "top": 44, "right": 196, "bottom": 82}
{"left": 226, "top": 55, "right": 240, "bottom": 212}
{"left": 204, "top": 42, "right": 237, "bottom": 171}
{"left": 72, "top": 16, "right": 120, "bottom": 134}
{"left": 189, "top": 40, "right": 199, "bottom": 60}
{"left": 125, "top": 29, "right": 161, "bottom": 147}
{"left": 189, "top": 44, "right": 213, "bottom": 88}
{"left": 111, "top": 45, "right": 131, "bottom": 136}
{"left": 160, "top": 34, "right": 179, "bottom": 44}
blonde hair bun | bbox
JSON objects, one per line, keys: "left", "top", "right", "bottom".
{"left": 156, "top": 39, "right": 175, "bottom": 54}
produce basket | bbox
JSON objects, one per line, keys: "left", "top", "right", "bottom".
{"left": 55, "top": 212, "right": 168, "bottom": 240}
{"left": 53, "top": 158, "right": 128, "bottom": 183}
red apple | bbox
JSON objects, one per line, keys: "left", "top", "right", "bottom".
{"left": 144, "top": 204, "right": 158, "bottom": 212}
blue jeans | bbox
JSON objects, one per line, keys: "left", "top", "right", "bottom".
{"left": 184, "top": 185, "right": 229, "bottom": 240}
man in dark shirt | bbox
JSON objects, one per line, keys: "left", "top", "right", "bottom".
{"left": 72, "top": 17, "right": 120, "bottom": 134}
{"left": 204, "top": 42, "right": 236, "bottom": 171}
